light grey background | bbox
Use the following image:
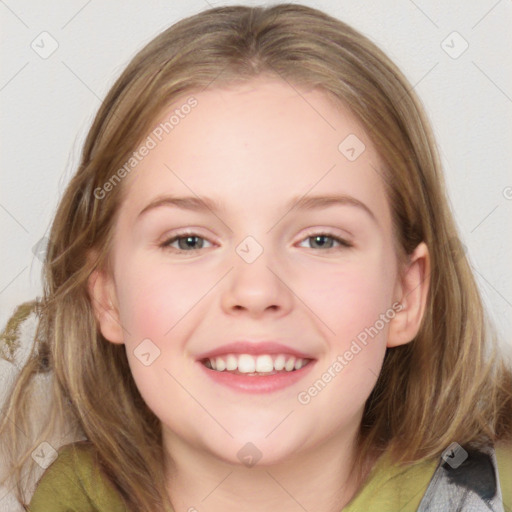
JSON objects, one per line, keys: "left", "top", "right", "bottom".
{"left": 1, "top": 0, "right": 511, "bottom": 346}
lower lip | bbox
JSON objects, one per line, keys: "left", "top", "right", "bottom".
{"left": 197, "top": 360, "right": 316, "bottom": 394}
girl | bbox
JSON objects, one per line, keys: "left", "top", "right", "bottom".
{"left": 1, "top": 4, "right": 511, "bottom": 511}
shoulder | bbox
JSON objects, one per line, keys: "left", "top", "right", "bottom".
{"left": 344, "top": 450, "right": 439, "bottom": 512}
{"left": 28, "top": 441, "right": 127, "bottom": 512}
{"left": 496, "top": 440, "right": 512, "bottom": 510}
{"left": 414, "top": 442, "right": 512, "bottom": 512}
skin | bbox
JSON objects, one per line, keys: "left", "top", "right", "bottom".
{"left": 89, "top": 76, "right": 430, "bottom": 511}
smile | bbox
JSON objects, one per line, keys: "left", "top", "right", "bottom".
{"left": 201, "top": 353, "right": 313, "bottom": 375}
{"left": 197, "top": 354, "right": 316, "bottom": 394}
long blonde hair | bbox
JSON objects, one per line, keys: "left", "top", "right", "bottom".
{"left": 1, "top": 4, "right": 511, "bottom": 510}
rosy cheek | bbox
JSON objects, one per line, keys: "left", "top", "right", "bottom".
{"left": 330, "top": 268, "right": 391, "bottom": 346}
{"left": 117, "top": 263, "right": 200, "bottom": 340}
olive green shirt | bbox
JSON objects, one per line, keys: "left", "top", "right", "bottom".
{"left": 28, "top": 441, "right": 512, "bottom": 511}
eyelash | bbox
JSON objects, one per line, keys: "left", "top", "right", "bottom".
{"left": 160, "top": 230, "right": 353, "bottom": 253}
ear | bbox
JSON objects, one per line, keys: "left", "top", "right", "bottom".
{"left": 387, "top": 241, "right": 430, "bottom": 348}
{"left": 87, "top": 268, "right": 124, "bottom": 344}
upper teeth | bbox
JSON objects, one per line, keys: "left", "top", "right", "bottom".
{"left": 204, "top": 354, "right": 309, "bottom": 373}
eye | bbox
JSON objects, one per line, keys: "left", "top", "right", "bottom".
{"left": 160, "top": 230, "right": 353, "bottom": 253}
{"left": 297, "top": 232, "right": 353, "bottom": 251}
{"left": 160, "top": 232, "right": 213, "bottom": 252}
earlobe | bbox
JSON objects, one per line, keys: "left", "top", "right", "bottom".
{"left": 87, "top": 268, "right": 125, "bottom": 344}
{"left": 387, "top": 242, "right": 430, "bottom": 348}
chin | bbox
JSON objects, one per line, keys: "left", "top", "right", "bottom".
{"left": 219, "top": 436, "right": 302, "bottom": 469}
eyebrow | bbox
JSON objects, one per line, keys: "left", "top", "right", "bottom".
{"left": 137, "top": 193, "right": 377, "bottom": 224}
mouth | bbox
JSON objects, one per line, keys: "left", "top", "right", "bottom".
{"left": 200, "top": 353, "right": 314, "bottom": 376}
{"left": 197, "top": 352, "right": 317, "bottom": 394}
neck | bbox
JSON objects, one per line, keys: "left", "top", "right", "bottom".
{"left": 163, "top": 429, "right": 377, "bottom": 512}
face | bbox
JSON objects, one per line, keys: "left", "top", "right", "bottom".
{"left": 92, "top": 76, "right": 425, "bottom": 468}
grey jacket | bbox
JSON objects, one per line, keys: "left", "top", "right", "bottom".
{"left": 417, "top": 443, "right": 505, "bottom": 512}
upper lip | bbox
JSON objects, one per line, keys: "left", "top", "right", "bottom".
{"left": 196, "top": 341, "right": 316, "bottom": 361}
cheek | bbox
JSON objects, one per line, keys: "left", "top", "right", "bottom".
{"left": 115, "top": 257, "right": 209, "bottom": 341}
{"left": 303, "top": 252, "right": 396, "bottom": 345}
{"left": 113, "top": 258, "right": 202, "bottom": 429}
{"left": 296, "top": 249, "right": 396, "bottom": 409}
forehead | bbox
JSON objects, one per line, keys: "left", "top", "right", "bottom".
{"left": 117, "top": 78, "right": 389, "bottom": 225}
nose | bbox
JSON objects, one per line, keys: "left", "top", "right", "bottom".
{"left": 220, "top": 246, "right": 294, "bottom": 318}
